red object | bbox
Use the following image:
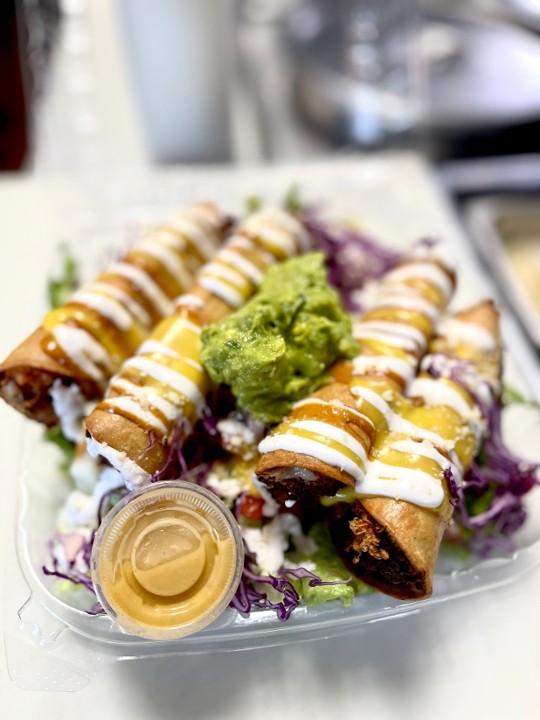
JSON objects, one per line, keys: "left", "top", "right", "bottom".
{"left": 238, "top": 495, "right": 265, "bottom": 523}
{"left": 0, "top": 1, "right": 30, "bottom": 170}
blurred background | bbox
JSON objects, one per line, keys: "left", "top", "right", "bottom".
{"left": 2, "top": 0, "right": 540, "bottom": 189}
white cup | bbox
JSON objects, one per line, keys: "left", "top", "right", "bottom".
{"left": 117, "top": 0, "right": 234, "bottom": 163}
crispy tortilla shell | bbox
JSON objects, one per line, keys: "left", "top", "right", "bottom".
{"left": 0, "top": 327, "right": 101, "bottom": 426}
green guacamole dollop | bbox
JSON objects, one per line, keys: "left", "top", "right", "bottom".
{"left": 200, "top": 252, "right": 357, "bottom": 424}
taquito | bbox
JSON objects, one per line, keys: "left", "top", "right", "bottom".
{"left": 256, "top": 249, "right": 455, "bottom": 504}
{"left": 85, "top": 209, "right": 312, "bottom": 488}
{"left": 0, "top": 202, "right": 230, "bottom": 435}
{"left": 328, "top": 300, "right": 502, "bottom": 600}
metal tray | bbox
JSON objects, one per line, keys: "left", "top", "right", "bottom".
{"left": 465, "top": 195, "right": 540, "bottom": 350}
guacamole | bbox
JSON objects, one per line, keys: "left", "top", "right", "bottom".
{"left": 200, "top": 253, "right": 357, "bottom": 423}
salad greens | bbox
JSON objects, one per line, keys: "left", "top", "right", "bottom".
{"left": 289, "top": 523, "right": 372, "bottom": 607}
{"left": 47, "top": 242, "right": 79, "bottom": 310}
{"left": 43, "top": 426, "right": 76, "bottom": 476}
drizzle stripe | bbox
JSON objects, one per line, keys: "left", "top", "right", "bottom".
{"left": 108, "top": 262, "right": 173, "bottom": 317}
{"left": 122, "top": 356, "right": 205, "bottom": 411}
{"left": 70, "top": 290, "right": 134, "bottom": 331}
{"left": 84, "top": 281, "right": 152, "bottom": 328}
{"left": 258, "top": 435, "right": 364, "bottom": 482}
{"left": 290, "top": 419, "right": 368, "bottom": 465}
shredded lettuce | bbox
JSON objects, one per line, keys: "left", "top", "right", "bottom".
{"left": 43, "top": 244, "right": 80, "bottom": 466}
{"left": 43, "top": 426, "right": 76, "bottom": 476}
{"left": 283, "top": 184, "right": 303, "bottom": 215}
{"left": 288, "top": 522, "right": 372, "bottom": 607}
{"left": 244, "top": 195, "right": 264, "bottom": 214}
{"left": 230, "top": 547, "right": 357, "bottom": 621}
{"left": 47, "top": 242, "right": 79, "bottom": 309}
{"left": 502, "top": 384, "right": 540, "bottom": 410}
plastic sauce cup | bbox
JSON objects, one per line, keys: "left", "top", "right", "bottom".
{"left": 91, "top": 481, "right": 244, "bottom": 640}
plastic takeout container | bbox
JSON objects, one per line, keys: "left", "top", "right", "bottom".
{"left": 3, "top": 159, "right": 540, "bottom": 691}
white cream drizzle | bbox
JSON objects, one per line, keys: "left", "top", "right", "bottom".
{"left": 266, "top": 210, "right": 312, "bottom": 252}
{"left": 70, "top": 290, "right": 134, "bottom": 331}
{"left": 244, "top": 209, "right": 311, "bottom": 254}
{"left": 108, "top": 378, "right": 184, "bottom": 424}
{"left": 389, "top": 414, "right": 453, "bottom": 451}
{"left": 135, "top": 239, "right": 192, "bottom": 291}
{"left": 359, "top": 460, "right": 445, "bottom": 508}
{"left": 103, "top": 395, "right": 168, "bottom": 434}
{"left": 408, "top": 377, "right": 475, "bottom": 421}
{"left": 371, "top": 291, "right": 439, "bottom": 321}
{"left": 200, "top": 260, "right": 251, "bottom": 289}
{"left": 384, "top": 262, "right": 453, "bottom": 300}
{"left": 84, "top": 281, "right": 152, "bottom": 328}
{"left": 198, "top": 276, "right": 246, "bottom": 308}
{"left": 136, "top": 340, "right": 181, "bottom": 360}
{"left": 350, "top": 385, "right": 393, "bottom": 423}
{"left": 289, "top": 419, "right": 368, "bottom": 466}
{"left": 420, "top": 353, "right": 496, "bottom": 402}
{"left": 122, "top": 356, "right": 205, "bottom": 411}
{"left": 108, "top": 262, "right": 174, "bottom": 317}
{"left": 353, "top": 320, "right": 427, "bottom": 352}
{"left": 258, "top": 434, "right": 365, "bottom": 483}
{"left": 227, "top": 234, "right": 255, "bottom": 252}
{"left": 438, "top": 318, "right": 497, "bottom": 352}
{"left": 171, "top": 215, "right": 217, "bottom": 260}
{"left": 219, "top": 247, "right": 265, "bottom": 284}
{"left": 174, "top": 293, "right": 205, "bottom": 309}
{"left": 292, "top": 396, "right": 372, "bottom": 428}
{"left": 149, "top": 228, "right": 188, "bottom": 253}
{"left": 52, "top": 325, "right": 114, "bottom": 381}
{"left": 352, "top": 355, "right": 416, "bottom": 385}
{"left": 389, "top": 438, "right": 463, "bottom": 482}
{"left": 350, "top": 385, "right": 453, "bottom": 450}
{"left": 186, "top": 203, "right": 222, "bottom": 227}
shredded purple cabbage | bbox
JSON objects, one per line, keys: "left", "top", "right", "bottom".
{"left": 302, "top": 212, "right": 404, "bottom": 311}
{"left": 200, "top": 404, "right": 219, "bottom": 436}
{"left": 444, "top": 467, "right": 461, "bottom": 508}
{"left": 425, "top": 355, "right": 539, "bottom": 555}
{"left": 150, "top": 422, "right": 190, "bottom": 482}
{"left": 43, "top": 533, "right": 96, "bottom": 593}
{"left": 42, "top": 486, "right": 129, "bottom": 612}
{"left": 230, "top": 558, "right": 301, "bottom": 621}
{"left": 230, "top": 545, "right": 351, "bottom": 621}
{"left": 457, "top": 395, "right": 538, "bottom": 555}
{"left": 136, "top": 429, "right": 157, "bottom": 461}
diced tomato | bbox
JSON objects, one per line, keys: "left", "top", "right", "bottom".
{"left": 238, "top": 494, "right": 265, "bottom": 523}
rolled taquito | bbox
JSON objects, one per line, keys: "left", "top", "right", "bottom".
{"left": 256, "top": 249, "right": 456, "bottom": 504}
{"left": 85, "top": 208, "right": 312, "bottom": 488}
{"left": 328, "top": 300, "right": 502, "bottom": 600}
{"left": 0, "top": 202, "right": 230, "bottom": 435}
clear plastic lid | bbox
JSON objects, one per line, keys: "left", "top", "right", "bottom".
{"left": 90, "top": 481, "right": 244, "bottom": 640}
